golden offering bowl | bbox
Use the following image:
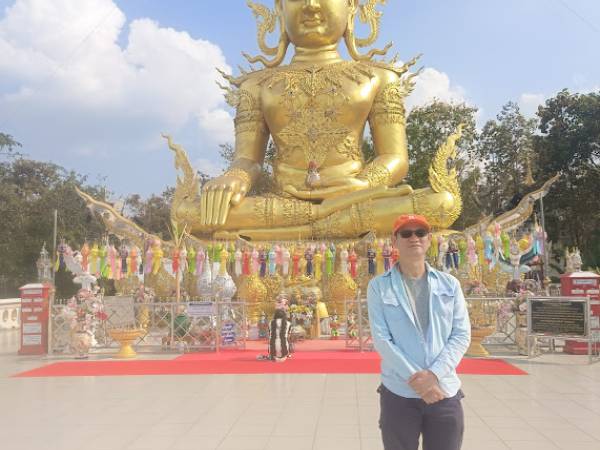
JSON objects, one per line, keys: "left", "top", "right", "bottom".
{"left": 108, "top": 328, "right": 144, "bottom": 359}
{"left": 466, "top": 325, "right": 496, "bottom": 358}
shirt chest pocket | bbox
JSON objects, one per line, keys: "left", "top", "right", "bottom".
{"left": 381, "top": 293, "right": 413, "bottom": 327}
{"left": 381, "top": 292, "right": 399, "bottom": 307}
{"left": 436, "top": 291, "right": 455, "bottom": 319}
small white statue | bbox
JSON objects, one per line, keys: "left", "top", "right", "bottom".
{"left": 565, "top": 247, "right": 582, "bottom": 273}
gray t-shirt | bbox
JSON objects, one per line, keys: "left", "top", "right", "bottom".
{"left": 402, "top": 273, "right": 430, "bottom": 335}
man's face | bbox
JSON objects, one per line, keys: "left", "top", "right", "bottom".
{"left": 281, "top": 0, "right": 351, "bottom": 48}
{"left": 392, "top": 227, "right": 432, "bottom": 261}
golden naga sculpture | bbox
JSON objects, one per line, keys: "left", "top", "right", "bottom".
{"left": 170, "top": 0, "right": 462, "bottom": 241}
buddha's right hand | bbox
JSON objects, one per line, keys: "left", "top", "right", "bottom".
{"left": 200, "top": 173, "right": 249, "bottom": 227}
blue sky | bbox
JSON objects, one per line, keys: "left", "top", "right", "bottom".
{"left": 1, "top": 0, "right": 599, "bottom": 198}
{"left": 116, "top": 0, "right": 600, "bottom": 116}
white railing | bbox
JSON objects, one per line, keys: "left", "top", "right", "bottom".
{"left": 0, "top": 299, "right": 21, "bottom": 330}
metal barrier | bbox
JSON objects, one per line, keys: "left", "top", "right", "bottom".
{"left": 48, "top": 293, "right": 571, "bottom": 356}
{"left": 340, "top": 296, "right": 521, "bottom": 353}
{"left": 344, "top": 298, "right": 372, "bottom": 351}
{"left": 465, "top": 297, "right": 520, "bottom": 345}
{"left": 50, "top": 300, "right": 247, "bottom": 355}
{"left": 0, "top": 299, "right": 20, "bottom": 330}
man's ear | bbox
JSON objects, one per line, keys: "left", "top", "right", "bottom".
{"left": 424, "top": 232, "right": 433, "bottom": 248}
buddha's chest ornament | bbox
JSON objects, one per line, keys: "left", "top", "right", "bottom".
{"left": 266, "top": 62, "right": 373, "bottom": 176}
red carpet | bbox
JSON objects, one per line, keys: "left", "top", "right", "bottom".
{"left": 13, "top": 351, "right": 527, "bottom": 378}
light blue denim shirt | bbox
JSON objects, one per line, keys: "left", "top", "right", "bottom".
{"left": 367, "top": 264, "right": 471, "bottom": 398}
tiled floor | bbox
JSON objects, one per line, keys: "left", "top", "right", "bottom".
{"left": 1, "top": 330, "right": 599, "bottom": 450}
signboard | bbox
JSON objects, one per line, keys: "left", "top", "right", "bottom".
{"left": 19, "top": 283, "right": 51, "bottom": 355}
{"left": 187, "top": 302, "right": 215, "bottom": 318}
{"left": 530, "top": 298, "right": 586, "bottom": 337}
{"left": 22, "top": 335, "right": 42, "bottom": 345}
{"left": 221, "top": 321, "right": 236, "bottom": 345}
{"left": 23, "top": 323, "right": 42, "bottom": 334}
{"left": 103, "top": 296, "right": 136, "bottom": 328}
{"left": 573, "top": 279, "right": 595, "bottom": 285}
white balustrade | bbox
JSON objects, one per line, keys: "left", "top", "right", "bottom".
{"left": 0, "top": 299, "right": 21, "bottom": 330}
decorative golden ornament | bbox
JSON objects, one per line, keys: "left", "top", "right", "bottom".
{"left": 462, "top": 174, "right": 560, "bottom": 237}
{"left": 144, "top": 266, "right": 176, "bottom": 301}
{"left": 301, "top": 285, "right": 323, "bottom": 302}
{"left": 325, "top": 273, "right": 358, "bottom": 316}
{"left": 237, "top": 275, "right": 267, "bottom": 304}
{"left": 524, "top": 155, "right": 535, "bottom": 187}
{"left": 262, "top": 274, "right": 283, "bottom": 302}
{"left": 182, "top": 272, "right": 199, "bottom": 298}
{"left": 427, "top": 124, "right": 464, "bottom": 228}
{"left": 481, "top": 265, "right": 512, "bottom": 295}
{"left": 114, "top": 275, "right": 141, "bottom": 296}
{"left": 284, "top": 274, "right": 313, "bottom": 289}
{"left": 137, "top": 306, "right": 150, "bottom": 331}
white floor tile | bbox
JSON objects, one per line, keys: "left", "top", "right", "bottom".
{"left": 2, "top": 330, "right": 600, "bottom": 450}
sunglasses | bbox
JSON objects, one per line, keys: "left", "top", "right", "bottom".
{"left": 397, "top": 229, "right": 429, "bottom": 239}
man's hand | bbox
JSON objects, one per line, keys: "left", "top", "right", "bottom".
{"left": 421, "top": 385, "right": 446, "bottom": 405}
{"left": 408, "top": 370, "right": 439, "bottom": 396}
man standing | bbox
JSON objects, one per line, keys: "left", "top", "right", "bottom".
{"left": 367, "top": 214, "right": 471, "bottom": 450}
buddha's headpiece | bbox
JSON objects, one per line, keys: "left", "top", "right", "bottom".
{"left": 244, "top": 0, "right": 392, "bottom": 67}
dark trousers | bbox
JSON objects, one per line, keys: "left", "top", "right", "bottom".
{"left": 378, "top": 384, "right": 464, "bottom": 450}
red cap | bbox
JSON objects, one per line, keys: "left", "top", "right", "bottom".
{"left": 393, "top": 214, "right": 431, "bottom": 235}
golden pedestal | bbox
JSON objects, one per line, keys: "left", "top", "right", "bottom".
{"left": 109, "top": 328, "right": 144, "bottom": 359}
{"left": 466, "top": 326, "right": 495, "bottom": 358}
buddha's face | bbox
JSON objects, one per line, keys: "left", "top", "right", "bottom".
{"left": 280, "top": 0, "right": 352, "bottom": 47}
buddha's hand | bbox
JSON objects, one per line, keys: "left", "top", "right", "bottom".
{"left": 200, "top": 173, "right": 250, "bottom": 227}
{"left": 283, "top": 177, "right": 369, "bottom": 201}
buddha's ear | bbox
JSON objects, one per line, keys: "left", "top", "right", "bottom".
{"left": 243, "top": 0, "right": 289, "bottom": 67}
{"left": 345, "top": 0, "right": 393, "bottom": 61}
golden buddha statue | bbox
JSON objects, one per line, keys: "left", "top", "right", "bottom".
{"left": 168, "top": 0, "right": 462, "bottom": 241}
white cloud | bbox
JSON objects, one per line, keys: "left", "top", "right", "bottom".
{"left": 518, "top": 93, "right": 545, "bottom": 117}
{"left": 0, "top": 0, "right": 233, "bottom": 195}
{"left": 0, "top": 0, "right": 473, "bottom": 196}
{"left": 193, "top": 157, "right": 224, "bottom": 178}
{"left": 406, "top": 67, "right": 468, "bottom": 110}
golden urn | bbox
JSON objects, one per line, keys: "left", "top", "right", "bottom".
{"left": 466, "top": 326, "right": 496, "bottom": 358}
{"left": 109, "top": 328, "right": 144, "bottom": 359}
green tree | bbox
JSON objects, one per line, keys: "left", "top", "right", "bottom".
{"left": 124, "top": 188, "right": 174, "bottom": 239}
{"left": 476, "top": 102, "right": 537, "bottom": 215}
{"left": 0, "top": 133, "right": 22, "bottom": 158}
{"left": 534, "top": 89, "right": 600, "bottom": 268}
{"left": 361, "top": 134, "right": 375, "bottom": 162}
{"left": 406, "top": 101, "right": 479, "bottom": 187}
{"left": 0, "top": 158, "right": 106, "bottom": 297}
{"left": 405, "top": 101, "right": 481, "bottom": 228}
